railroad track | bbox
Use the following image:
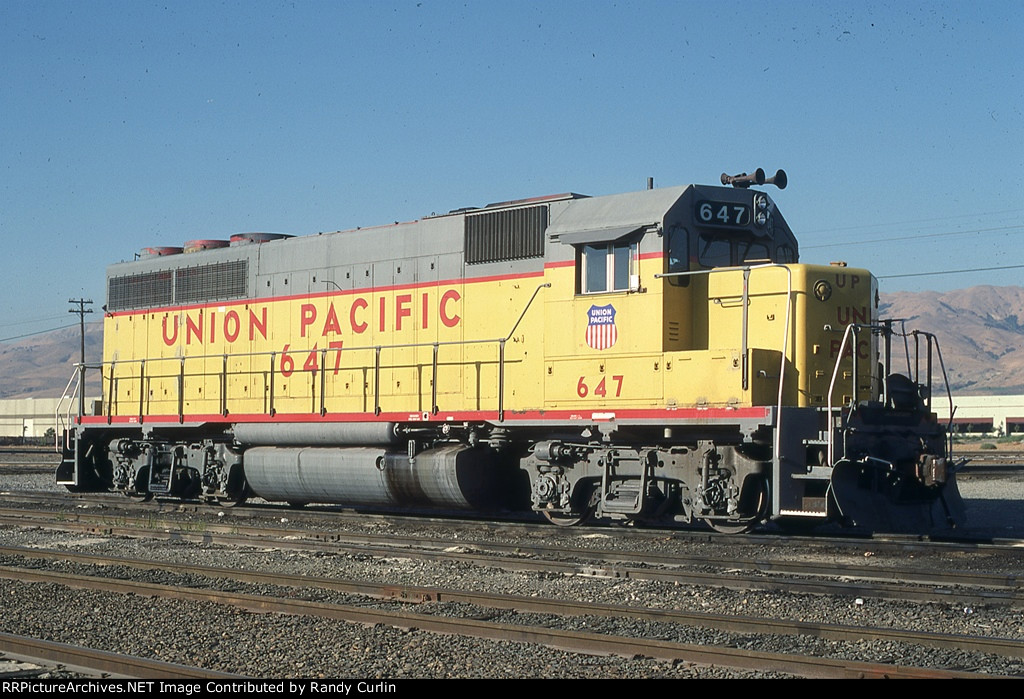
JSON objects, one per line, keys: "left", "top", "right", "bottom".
{"left": 2, "top": 544, "right": 1021, "bottom": 659}
{"left": 0, "top": 502, "right": 1021, "bottom": 608}
{"left": 6, "top": 485, "right": 1024, "bottom": 548}
{"left": 3, "top": 486, "right": 1023, "bottom": 569}
{"left": 1, "top": 490, "right": 1021, "bottom": 677}
{"left": 957, "top": 449, "right": 1024, "bottom": 460}
{"left": 0, "top": 546, "right": 1018, "bottom": 679}
{"left": 0, "top": 633, "right": 239, "bottom": 679}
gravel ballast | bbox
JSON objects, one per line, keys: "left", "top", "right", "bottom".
{"left": 0, "top": 468, "right": 1021, "bottom": 678}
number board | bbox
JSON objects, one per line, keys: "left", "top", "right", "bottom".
{"left": 695, "top": 200, "right": 751, "bottom": 228}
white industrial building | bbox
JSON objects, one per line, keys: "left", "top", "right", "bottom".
{"left": 0, "top": 397, "right": 101, "bottom": 440}
{"left": 932, "top": 395, "right": 1024, "bottom": 436}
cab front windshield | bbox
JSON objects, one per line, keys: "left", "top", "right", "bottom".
{"left": 697, "top": 234, "right": 770, "bottom": 269}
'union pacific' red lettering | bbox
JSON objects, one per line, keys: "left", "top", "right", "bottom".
{"left": 837, "top": 306, "right": 869, "bottom": 325}
{"left": 186, "top": 314, "right": 203, "bottom": 345}
{"left": 350, "top": 298, "right": 368, "bottom": 334}
{"left": 159, "top": 288, "right": 460, "bottom": 349}
{"left": 224, "top": 311, "right": 240, "bottom": 342}
{"left": 164, "top": 307, "right": 269, "bottom": 346}
{"left": 334, "top": 292, "right": 461, "bottom": 334}
{"left": 440, "top": 289, "right": 461, "bottom": 328}
{"left": 300, "top": 304, "right": 317, "bottom": 337}
{"left": 829, "top": 338, "right": 870, "bottom": 360}
{"left": 162, "top": 315, "right": 179, "bottom": 345}
{"left": 322, "top": 305, "right": 342, "bottom": 335}
{"left": 248, "top": 308, "right": 268, "bottom": 341}
{"left": 395, "top": 294, "right": 412, "bottom": 331}
{"left": 835, "top": 273, "right": 862, "bottom": 289}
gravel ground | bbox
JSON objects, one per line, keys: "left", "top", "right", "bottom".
{"left": 955, "top": 472, "right": 1024, "bottom": 538}
{"left": 0, "top": 469, "right": 1022, "bottom": 678}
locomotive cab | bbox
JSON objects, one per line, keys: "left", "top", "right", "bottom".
{"left": 530, "top": 170, "right": 962, "bottom": 532}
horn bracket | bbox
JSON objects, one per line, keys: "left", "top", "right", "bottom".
{"left": 721, "top": 168, "right": 787, "bottom": 190}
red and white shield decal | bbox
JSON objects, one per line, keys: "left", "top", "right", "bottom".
{"left": 585, "top": 304, "right": 617, "bottom": 350}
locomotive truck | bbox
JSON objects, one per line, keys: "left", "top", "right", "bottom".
{"left": 57, "top": 169, "right": 965, "bottom": 533}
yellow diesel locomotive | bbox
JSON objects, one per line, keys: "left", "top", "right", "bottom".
{"left": 58, "top": 169, "right": 964, "bottom": 533}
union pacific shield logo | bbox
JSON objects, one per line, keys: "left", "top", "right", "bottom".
{"left": 585, "top": 304, "right": 617, "bottom": 350}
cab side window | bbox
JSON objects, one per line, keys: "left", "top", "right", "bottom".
{"left": 581, "top": 241, "right": 636, "bottom": 293}
{"left": 666, "top": 226, "right": 689, "bottom": 286}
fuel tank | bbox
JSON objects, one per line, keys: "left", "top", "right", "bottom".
{"left": 233, "top": 422, "right": 400, "bottom": 446}
{"left": 242, "top": 444, "right": 510, "bottom": 509}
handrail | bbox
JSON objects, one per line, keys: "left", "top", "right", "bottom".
{"left": 656, "top": 264, "right": 794, "bottom": 462}
{"left": 825, "top": 323, "right": 857, "bottom": 467}
{"left": 911, "top": 329, "right": 957, "bottom": 459}
{"left": 54, "top": 366, "right": 82, "bottom": 453}
{"left": 825, "top": 322, "right": 956, "bottom": 466}
{"left": 94, "top": 283, "right": 551, "bottom": 424}
{"left": 504, "top": 283, "right": 551, "bottom": 341}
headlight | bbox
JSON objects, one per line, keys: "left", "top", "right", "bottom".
{"left": 755, "top": 211, "right": 768, "bottom": 226}
{"left": 814, "top": 280, "right": 832, "bottom": 302}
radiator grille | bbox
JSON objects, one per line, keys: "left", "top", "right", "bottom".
{"left": 107, "top": 270, "right": 173, "bottom": 311}
{"left": 175, "top": 260, "right": 248, "bottom": 304}
{"left": 465, "top": 205, "right": 546, "bottom": 264}
{"left": 107, "top": 260, "right": 248, "bottom": 311}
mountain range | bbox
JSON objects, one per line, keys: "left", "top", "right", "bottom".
{"left": 2, "top": 285, "right": 1022, "bottom": 400}
{"left": 879, "top": 285, "right": 1024, "bottom": 395}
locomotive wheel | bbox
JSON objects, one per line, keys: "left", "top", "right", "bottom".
{"left": 703, "top": 518, "right": 755, "bottom": 534}
{"left": 216, "top": 483, "right": 250, "bottom": 508}
{"left": 212, "top": 475, "right": 251, "bottom": 508}
{"left": 542, "top": 509, "right": 591, "bottom": 527}
{"left": 703, "top": 475, "right": 769, "bottom": 534}
{"left": 541, "top": 485, "right": 599, "bottom": 527}
{"left": 217, "top": 495, "right": 247, "bottom": 508}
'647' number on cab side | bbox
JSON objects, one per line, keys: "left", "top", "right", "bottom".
{"left": 696, "top": 200, "right": 750, "bottom": 227}
{"left": 577, "top": 375, "right": 623, "bottom": 398}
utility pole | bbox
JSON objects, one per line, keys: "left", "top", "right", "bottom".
{"left": 68, "top": 298, "right": 93, "bottom": 364}
{"left": 68, "top": 298, "right": 93, "bottom": 417}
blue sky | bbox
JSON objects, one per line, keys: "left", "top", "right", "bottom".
{"left": 2, "top": 1, "right": 1022, "bottom": 339}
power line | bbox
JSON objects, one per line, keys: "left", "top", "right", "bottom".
{"left": 800, "top": 208, "right": 1024, "bottom": 235}
{"left": 0, "top": 322, "right": 83, "bottom": 343}
{"left": 878, "top": 263, "right": 1024, "bottom": 280}
{"left": 803, "top": 224, "right": 1023, "bottom": 250}
{"left": 0, "top": 314, "right": 70, "bottom": 330}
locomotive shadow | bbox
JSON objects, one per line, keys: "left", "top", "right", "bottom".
{"left": 960, "top": 496, "right": 1024, "bottom": 539}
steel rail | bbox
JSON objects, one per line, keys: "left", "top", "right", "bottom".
{"left": 0, "top": 632, "right": 241, "bottom": 679}
{"left": 10, "top": 486, "right": 1024, "bottom": 551}
{"left": 0, "top": 509, "right": 1019, "bottom": 608}
{"left": 0, "top": 505, "right": 1018, "bottom": 592}
{"left": 2, "top": 545, "right": 1021, "bottom": 660}
{"left": 0, "top": 566, "right": 1009, "bottom": 679}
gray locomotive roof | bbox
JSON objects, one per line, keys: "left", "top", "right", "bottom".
{"left": 546, "top": 185, "right": 691, "bottom": 241}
